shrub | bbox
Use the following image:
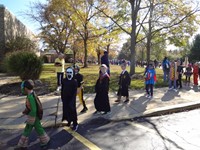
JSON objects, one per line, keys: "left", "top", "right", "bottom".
{"left": 5, "top": 51, "right": 43, "bottom": 80}
{"left": 0, "top": 57, "right": 9, "bottom": 73}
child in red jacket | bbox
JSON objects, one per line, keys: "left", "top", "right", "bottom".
{"left": 193, "top": 62, "right": 199, "bottom": 85}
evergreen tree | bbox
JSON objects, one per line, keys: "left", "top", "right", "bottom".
{"left": 189, "top": 34, "right": 200, "bottom": 62}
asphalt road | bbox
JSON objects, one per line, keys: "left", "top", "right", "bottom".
{"left": 1, "top": 108, "right": 200, "bottom": 150}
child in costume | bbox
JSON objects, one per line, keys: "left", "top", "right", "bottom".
{"left": 169, "top": 61, "right": 178, "bottom": 91}
{"left": 143, "top": 62, "right": 150, "bottom": 96}
{"left": 176, "top": 60, "right": 184, "bottom": 89}
{"left": 184, "top": 63, "right": 192, "bottom": 86}
{"left": 144, "top": 63, "right": 156, "bottom": 99}
{"left": 61, "top": 67, "right": 78, "bottom": 131}
{"left": 73, "top": 64, "right": 88, "bottom": 113}
{"left": 15, "top": 80, "right": 50, "bottom": 150}
{"left": 94, "top": 64, "right": 110, "bottom": 115}
{"left": 193, "top": 62, "right": 199, "bottom": 86}
{"left": 115, "top": 60, "right": 131, "bottom": 103}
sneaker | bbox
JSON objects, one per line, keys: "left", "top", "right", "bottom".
{"left": 62, "top": 120, "right": 71, "bottom": 126}
{"left": 72, "top": 124, "right": 79, "bottom": 131}
{"left": 56, "top": 86, "right": 61, "bottom": 91}
{"left": 147, "top": 95, "right": 152, "bottom": 99}
{"left": 40, "top": 139, "right": 51, "bottom": 149}
{"left": 101, "top": 111, "right": 111, "bottom": 115}
{"left": 173, "top": 89, "right": 178, "bottom": 92}
{"left": 100, "top": 111, "right": 107, "bottom": 115}
{"left": 80, "top": 107, "right": 88, "bottom": 113}
{"left": 93, "top": 111, "right": 101, "bottom": 115}
{"left": 115, "top": 100, "right": 121, "bottom": 103}
{"left": 168, "top": 87, "right": 173, "bottom": 90}
{"left": 124, "top": 99, "right": 129, "bottom": 103}
{"left": 145, "top": 94, "right": 149, "bottom": 98}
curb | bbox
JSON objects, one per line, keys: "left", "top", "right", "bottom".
{"left": 38, "top": 100, "right": 200, "bottom": 128}
{"left": 1, "top": 101, "right": 200, "bottom": 130}
{"left": 142, "top": 100, "right": 200, "bottom": 118}
{"left": 101, "top": 100, "right": 200, "bottom": 123}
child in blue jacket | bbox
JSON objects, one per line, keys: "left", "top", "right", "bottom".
{"left": 145, "top": 63, "right": 156, "bottom": 99}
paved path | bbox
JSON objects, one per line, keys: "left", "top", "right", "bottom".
{"left": 1, "top": 86, "right": 200, "bottom": 130}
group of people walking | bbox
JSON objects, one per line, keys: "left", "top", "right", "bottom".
{"left": 14, "top": 51, "right": 133, "bottom": 149}
{"left": 15, "top": 53, "right": 199, "bottom": 149}
{"left": 162, "top": 57, "right": 200, "bottom": 91}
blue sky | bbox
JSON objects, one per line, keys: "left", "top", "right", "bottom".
{"left": 0, "top": 0, "right": 46, "bottom": 34}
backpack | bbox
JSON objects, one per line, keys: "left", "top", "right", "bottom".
{"left": 33, "top": 92, "right": 43, "bottom": 120}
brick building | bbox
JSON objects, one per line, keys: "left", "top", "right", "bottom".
{"left": 0, "top": 4, "right": 35, "bottom": 61}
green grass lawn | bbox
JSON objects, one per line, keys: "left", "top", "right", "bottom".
{"left": 40, "top": 63, "right": 168, "bottom": 93}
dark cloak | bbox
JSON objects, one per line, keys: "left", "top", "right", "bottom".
{"left": 117, "top": 70, "right": 131, "bottom": 97}
{"left": 94, "top": 73, "right": 110, "bottom": 112}
{"left": 61, "top": 78, "right": 78, "bottom": 123}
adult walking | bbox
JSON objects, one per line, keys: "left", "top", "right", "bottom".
{"left": 162, "top": 57, "right": 170, "bottom": 82}
{"left": 54, "top": 53, "right": 65, "bottom": 91}
{"left": 101, "top": 50, "right": 110, "bottom": 75}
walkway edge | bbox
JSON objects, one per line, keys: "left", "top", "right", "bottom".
{"left": 108, "top": 100, "right": 200, "bottom": 122}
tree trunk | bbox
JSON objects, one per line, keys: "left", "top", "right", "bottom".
{"left": 130, "top": 39, "right": 136, "bottom": 76}
{"left": 129, "top": 0, "right": 141, "bottom": 76}
{"left": 97, "top": 50, "right": 101, "bottom": 65}
{"left": 106, "top": 44, "right": 110, "bottom": 54}
{"left": 83, "top": 24, "right": 89, "bottom": 68}
{"left": 73, "top": 51, "right": 76, "bottom": 65}
{"left": 83, "top": 39, "right": 88, "bottom": 67}
{"left": 146, "top": 0, "right": 154, "bottom": 63}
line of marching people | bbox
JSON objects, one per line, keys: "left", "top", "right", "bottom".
{"left": 162, "top": 57, "right": 200, "bottom": 92}
{"left": 15, "top": 54, "right": 199, "bottom": 149}
{"left": 14, "top": 57, "right": 133, "bottom": 149}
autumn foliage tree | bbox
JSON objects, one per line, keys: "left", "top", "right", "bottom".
{"left": 94, "top": 0, "right": 200, "bottom": 75}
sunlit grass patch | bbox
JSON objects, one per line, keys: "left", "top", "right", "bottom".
{"left": 40, "top": 63, "right": 168, "bottom": 93}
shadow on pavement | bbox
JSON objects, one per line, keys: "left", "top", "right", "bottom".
{"left": 161, "top": 90, "right": 180, "bottom": 101}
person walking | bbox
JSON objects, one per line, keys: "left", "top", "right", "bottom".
{"left": 94, "top": 64, "right": 110, "bottom": 115}
{"left": 15, "top": 80, "right": 50, "bottom": 150}
{"left": 169, "top": 61, "right": 178, "bottom": 91}
{"left": 144, "top": 63, "right": 156, "bottom": 99}
{"left": 162, "top": 57, "right": 170, "bottom": 82}
{"left": 54, "top": 53, "right": 65, "bottom": 91}
{"left": 184, "top": 63, "right": 192, "bottom": 86}
{"left": 115, "top": 60, "right": 131, "bottom": 103}
{"left": 101, "top": 50, "right": 110, "bottom": 75}
{"left": 193, "top": 62, "right": 199, "bottom": 86}
{"left": 61, "top": 67, "right": 78, "bottom": 131}
{"left": 176, "top": 60, "right": 184, "bottom": 89}
{"left": 73, "top": 64, "right": 88, "bottom": 113}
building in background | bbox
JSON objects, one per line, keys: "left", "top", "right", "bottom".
{"left": 0, "top": 4, "right": 36, "bottom": 61}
